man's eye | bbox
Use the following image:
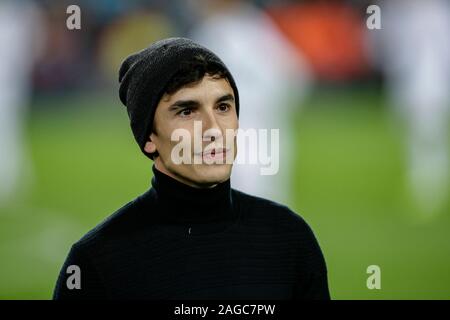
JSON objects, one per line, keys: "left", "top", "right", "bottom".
{"left": 217, "top": 103, "right": 230, "bottom": 112}
{"left": 178, "top": 108, "right": 193, "bottom": 117}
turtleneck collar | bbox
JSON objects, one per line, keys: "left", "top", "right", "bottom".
{"left": 149, "top": 164, "right": 237, "bottom": 225}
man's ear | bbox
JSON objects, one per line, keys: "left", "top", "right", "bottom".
{"left": 144, "top": 134, "right": 157, "bottom": 154}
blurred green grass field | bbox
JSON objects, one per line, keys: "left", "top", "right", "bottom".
{"left": 0, "top": 87, "right": 449, "bottom": 299}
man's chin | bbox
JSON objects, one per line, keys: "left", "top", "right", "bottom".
{"left": 190, "top": 164, "right": 232, "bottom": 187}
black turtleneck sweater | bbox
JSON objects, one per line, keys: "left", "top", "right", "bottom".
{"left": 53, "top": 166, "right": 330, "bottom": 299}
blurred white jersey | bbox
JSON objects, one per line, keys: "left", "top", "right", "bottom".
{"left": 375, "top": 0, "right": 450, "bottom": 217}
{"left": 0, "top": 1, "right": 43, "bottom": 205}
{"left": 190, "top": 2, "right": 312, "bottom": 204}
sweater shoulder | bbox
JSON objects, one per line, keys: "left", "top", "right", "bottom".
{"left": 231, "top": 188, "right": 311, "bottom": 233}
{"left": 231, "top": 189, "right": 327, "bottom": 274}
{"left": 73, "top": 189, "right": 155, "bottom": 249}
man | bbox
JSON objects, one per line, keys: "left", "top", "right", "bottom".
{"left": 53, "top": 37, "right": 330, "bottom": 299}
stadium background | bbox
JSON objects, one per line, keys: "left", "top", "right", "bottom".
{"left": 0, "top": 0, "right": 449, "bottom": 299}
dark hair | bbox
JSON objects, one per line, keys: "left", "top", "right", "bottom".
{"left": 149, "top": 53, "right": 232, "bottom": 159}
{"left": 164, "top": 53, "right": 230, "bottom": 95}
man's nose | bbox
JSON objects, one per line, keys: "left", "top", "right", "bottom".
{"left": 202, "top": 110, "right": 222, "bottom": 142}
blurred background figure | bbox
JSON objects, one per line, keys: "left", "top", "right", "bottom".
{"left": 374, "top": 0, "right": 450, "bottom": 218}
{"left": 267, "top": 0, "right": 371, "bottom": 82}
{"left": 96, "top": 3, "right": 176, "bottom": 84}
{"left": 0, "top": 1, "right": 44, "bottom": 206}
{"left": 189, "top": 0, "right": 312, "bottom": 205}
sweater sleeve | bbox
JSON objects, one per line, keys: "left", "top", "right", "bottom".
{"left": 292, "top": 217, "right": 331, "bottom": 300}
{"left": 53, "top": 243, "right": 107, "bottom": 299}
{"left": 295, "top": 269, "right": 331, "bottom": 300}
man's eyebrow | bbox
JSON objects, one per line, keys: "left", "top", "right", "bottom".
{"left": 168, "top": 100, "right": 199, "bottom": 111}
{"left": 168, "top": 94, "right": 234, "bottom": 111}
{"left": 216, "top": 94, "right": 234, "bottom": 103}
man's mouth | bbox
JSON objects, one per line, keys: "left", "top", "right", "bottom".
{"left": 204, "top": 148, "right": 226, "bottom": 156}
{"left": 198, "top": 148, "right": 229, "bottom": 162}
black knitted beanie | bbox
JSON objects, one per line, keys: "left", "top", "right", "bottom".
{"left": 118, "top": 37, "right": 240, "bottom": 159}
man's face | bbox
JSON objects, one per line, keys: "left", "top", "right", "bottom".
{"left": 145, "top": 74, "right": 238, "bottom": 188}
